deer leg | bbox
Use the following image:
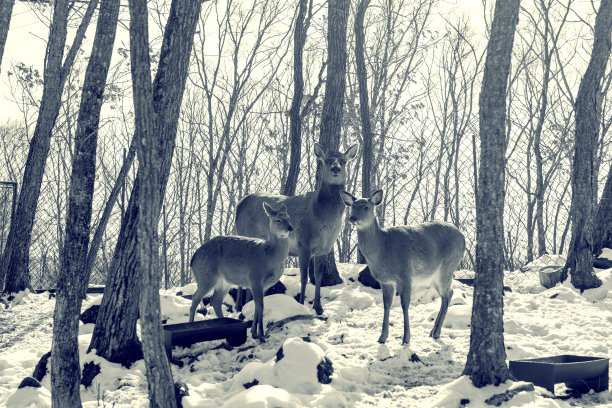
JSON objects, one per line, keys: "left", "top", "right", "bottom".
{"left": 297, "top": 247, "right": 311, "bottom": 304}
{"left": 236, "top": 287, "right": 243, "bottom": 312}
{"left": 379, "top": 283, "right": 395, "bottom": 344}
{"left": 312, "top": 255, "right": 324, "bottom": 315}
{"left": 210, "top": 287, "right": 226, "bottom": 318}
{"left": 250, "top": 282, "right": 265, "bottom": 339}
{"left": 399, "top": 285, "right": 412, "bottom": 346}
{"left": 235, "top": 287, "right": 252, "bottom": 312}
{"left": 431, "top": 287, "right": 453, "bottom": 339}
{"left": 189, "top": 286, "right": 207, "bottom": 323}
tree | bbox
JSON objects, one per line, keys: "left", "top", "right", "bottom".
{"left": 354, "top": 0, "right": 373, "bottom": 270}
{"left": 128, "top": 0, "right": 185, "bottom": 403}
{"left": 562, "top": 0, "right": 612, "bottom": 290}
{"left": 282, "top": 0, "right": 311, "bottom": 196}
{"left": 0, "top": 0, "right": 15, "bottom": 74}
{"left": 594, "top": 165, "right": 612, "bottom": 255}
{"left": 314, "top": 0, "right": 350, "bottom": 286}
{"left": 88, "top": 0, "right": 202, "bottom": 368}
{"left": 463, "top": 0, "right": 520, "bottom": 387}
{"left": 50, "top": 0, "right": 120, "bottom": 406}
{"left": 1, "top": 0, "right": 98, "bottom": 293}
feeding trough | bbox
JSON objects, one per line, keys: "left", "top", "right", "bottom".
{"left": 509, "top": 355, "right": 609, "bottom": 395}
{"left": 163, "top": 318, "right": 248, "bottom": 357}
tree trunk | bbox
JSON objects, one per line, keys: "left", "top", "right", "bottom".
{"left": 128, "top": 0, "right": 176, "bottom": 404}
{"left": 562, "top": 0, "right": 612, "bottom": 290}
{"left": 282, "top": 0, "right": 309, "bottom": 197}
{"left": 83, "top": 139, "right": 136, "bottom": 298}
{"left": 88, "top": 0, "right": 201, "bottom": 373}
{"left": 463, "top": 0, "right": 519, "bottom": 388}
{"left": 314, "top": 0, "right": 349, "bottom": 285}
{"left": 1, "top": 0, "right": 98, "bottom": 294}
{"left": 0, "top": 0, "right": 16, "bottom": 74}
{"left": 51, "top": 1, "right": 120, "bottom": 406}
{"left": 594, "top": 164, "right": 612, "bottom": 256}
{"left": 355, "top": 0, "right": 372, "bottom": 267}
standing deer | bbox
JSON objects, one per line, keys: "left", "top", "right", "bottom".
{"left": 189, "top": 202, "right": 293, "bottom": 339}
{"left": 235, "top": 143, "right": 358, "bottom": 315}
{"left": 340, "top": 189, "right": 466, "bottom": 345}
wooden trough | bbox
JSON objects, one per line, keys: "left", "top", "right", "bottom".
{"left": 509, "top": 355, "right": 609, "bottom": 395}
{"left": 163, "top": 318, "right": 248, "bottom": 357}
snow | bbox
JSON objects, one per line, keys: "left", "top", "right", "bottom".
{"left": 1, "top": 258, "right": 611, "bottom": 408}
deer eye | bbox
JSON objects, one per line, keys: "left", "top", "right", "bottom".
{"left": 364, "top": 206, "right": 369, "bottom": 210}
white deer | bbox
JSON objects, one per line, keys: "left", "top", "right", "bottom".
{"left": 235, "top": 143, "right": 358, "bottom": 315}
{"left": 189, "top": 202, "right": 293, "bottom": 339}
{"left": 340, "top": 189, "right": 466, "bottom": 345}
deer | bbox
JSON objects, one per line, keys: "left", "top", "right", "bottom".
{"left": 188, "top": 202, "right": 293, "bottom": 339}
{"left": 235, "top": 143, "right": 359, "bottom": 315}
{"left": 339, "top": 189, "right": 466, "bottom": 346}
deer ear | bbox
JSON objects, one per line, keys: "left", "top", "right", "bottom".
{"left": 370, "top": 190, "right": 383, "bottom": 206}
{"left": 262, "top": 202, "right": 277, "bottom": 218}
{"left": 344, "top": 144, "right": 358, "bottom": 161}
{"left": 314, "top": 143, "right": 326, "bottom": 161}
{"left": 339, "top": 191, "right": 355, "bottom": 207}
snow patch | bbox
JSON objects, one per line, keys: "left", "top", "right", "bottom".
{"left": 241, "top": 294, "right": 312, "bottom": 324}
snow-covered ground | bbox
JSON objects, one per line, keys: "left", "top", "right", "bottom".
{"left": 1, "top": 251, "right": 611, "bottom": 408}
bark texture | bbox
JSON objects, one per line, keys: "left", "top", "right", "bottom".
{"left": 88, "top": 0, "right": 201, "bottom": 378}
{"left": 0, "top": 0, "right": 16, "bottom": 74}
{"left": 314, "top": 0, "right": 351, "bottom": 285}
{"left": 463, "top": 0, "right": 520, "bottom": 388}
{"left": 594, "top": 164, "right": 612, "bottom": 256}
{"left": 562, "top": 0, "right": 612, "bottom": 290}
{"left": 51, "top": 1, "right": 120, "bottom": 406}
{"left": 355, "top": 0, "right": 373, "bottom": 267}
{"left": 282, "top": 0, "right": 309, "bottom": 197}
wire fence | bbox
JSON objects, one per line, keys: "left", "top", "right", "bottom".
{"left": 1, "top": 92, "right": 610, "bottom": 290}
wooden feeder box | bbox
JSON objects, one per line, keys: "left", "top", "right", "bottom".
{"left": 163, "top": 318, "right": 248, "bottom": 357}
{"left": 509, "top": 355, "right": 609, "bottom": 395}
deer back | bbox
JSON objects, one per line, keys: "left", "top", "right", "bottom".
{"left": 235, "top": 144, "right": 357, "bottom": 257}
{"left": 190, "top": 236, "right": 284, "bottom": 287}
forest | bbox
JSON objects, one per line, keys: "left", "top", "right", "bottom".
{"left": 0, "top": 0, "right": 611, "bottom": 407}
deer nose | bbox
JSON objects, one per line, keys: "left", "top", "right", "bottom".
{"left": 288, "top": 225, "right": 293, "bottom": 232}
{"left": 349, "top": 216, "right": 357, "bottom": 223}
{"left": 331, "top": 166, "right": 341, "bottom": 174}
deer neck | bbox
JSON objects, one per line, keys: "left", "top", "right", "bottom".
{"left": 313, "top": 181, "right": 345, "bottom": 217}
{"left": 267, "top": 233, "right": 290, "bottom": 261}
{"left": 356, "top": 218, "right": 384, "bottom": 262}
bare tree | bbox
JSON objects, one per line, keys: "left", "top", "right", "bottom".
{"left": 1, "top": 0, "right": 99, "bottom": 293}
{"left": 50, "top": 0, "right": 120, "bottom": 406}
{"left": 315, "top": 0, "right": 350, "bottom": 285}
{"left": 128, "top": 0, "right": 179, "bottom": 403}
{"left": 562, "top": 0, "right": 612, "bottom": 290}
{"left": 463, "top": 0, "right": 519, "bottom": 387}
{"left": 88, "top": 0, "right": 202, "bottom": 367}
{"left": 283, "top": 0, "right": 312, "bottom": 196}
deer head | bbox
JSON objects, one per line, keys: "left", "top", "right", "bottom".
{"left": 263, "top": 202, "right": 293, "bottom": 238}
{"left": 314, "top": 143, "right": 358, "bottom": 186}
{"left": 340, "top": 189, "right": 383, "bottom": 229}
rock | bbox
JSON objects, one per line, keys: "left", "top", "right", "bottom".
{"left": 80, "top": 305, "right": 100, "bottom": 324}
{"left": 358, "top": 266, "right": 381, "bottom": 289}
{"left": 81, "top": 361, "right": 101, "bottom": 388}
{"left": 18, "top": 377, "right": 41, "bottom": 389}
{"left": 32, "top": 351, "right": 50, "bottom": 381}
{"left": 175, "top": 381, "right": 189, "bottom": 408}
